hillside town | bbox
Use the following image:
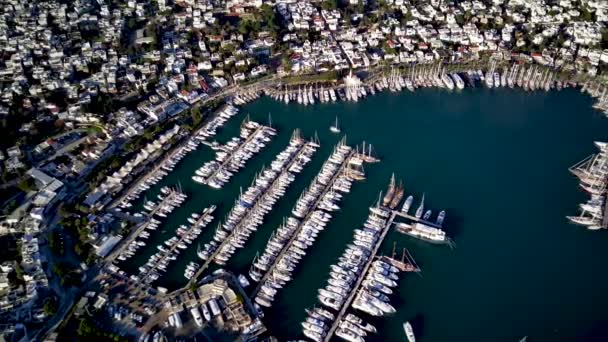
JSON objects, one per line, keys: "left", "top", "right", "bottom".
{"left": 1, "top": 0, "right": 608, "bottom": 341}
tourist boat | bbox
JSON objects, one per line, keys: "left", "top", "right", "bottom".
{"left": 382, "top": 174, "right": 396, "bottom": 207}
{"left": 403, "top": 321, "right": 416, "bottom": 342}
{"left": 395, "top": 222, "right": 448, "bottom": 244}
{"left": 330, "top": 116, "right": 341, "bottom": 134}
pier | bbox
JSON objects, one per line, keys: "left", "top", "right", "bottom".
{"left": 138, "top": 206, "right": 215, "bottom": 284}
{"left": 106, "top": 188, "right": 185, "bottom": 263}
{"left": 251, "top": 148, "right": 356, "bottom": 298}
{"left": 393, "top": 209, "right": 443, "bottom": 229}
{"left": 322, "top": 209, "right": 397, "bottom": 342}
{"left": 187, "top": 136, "right": 316, "bottom": 286}
{"left": 199, "top": 121, "right": 271, "bottom": 185}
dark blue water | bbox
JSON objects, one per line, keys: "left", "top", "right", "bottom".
{"left": 123, "top": 87, "right": 608, "bottom": 341}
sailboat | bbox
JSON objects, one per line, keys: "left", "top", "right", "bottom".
{"left": 415, "top": 193, "right": 425, "bottom": 219}
{"left": 403, "top": 321, "right": 415, "bottom": 342}
{"left": 330, "top": 116, "right": 341, "bottom": 134}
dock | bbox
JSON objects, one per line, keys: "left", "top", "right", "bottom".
{"left": 322, "top": 209, "right": 397, "bottom": 342}
{"left": 393, "top": 209, "right": 443, "bottom": 229}
{"left": 187, "top": 137, "right": 315, "bottom": 286}
{"left": 251, "top": 148, "right": 356, "bottom": 298}
{"left": 106, "top": 188, "right": 185, "bottom": 263}
{"left": 138, "top": 206, "right": 215, "bottom": 284}
{"left": 199, "top": 122, "right": 271, "bottom": 185}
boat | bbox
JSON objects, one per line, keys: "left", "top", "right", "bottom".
{"left": 382, "top": 174, "right": 396, "bottom": 207}
{"left": 403, "top": 321, "right": 415, "bottom": 342}
{"left": 389, "top": 181, "right": 404, "bottom": 209}
{"left": 330, "top": 116, "right": 341, "bottom": 134}
{"left": 436, "top": 210, "right": 446, "bottom": 226}
{"left": 423, "top": 209, "right": 432, "bottom": 221}
{"left": 401, "top": 195, "right": 413, "bottom": 214}
{"left": 415, "top": 193, "right": 425, "bottom": 219}
{"left": 395, "top": 222, "right": 448, "bottom": 244}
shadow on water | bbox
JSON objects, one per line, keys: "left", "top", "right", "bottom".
{"left": 441, "top": 209, "right": 465, "bottom": 240}
{"left": 581, "top": 320, "right": 608, "bottom": 342}
{"left": 410, "top": 314, "right": 426, "bottom": 340}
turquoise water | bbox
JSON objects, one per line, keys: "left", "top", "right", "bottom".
{"left": 120, "top": 88, "right": 608, "bottom": 341}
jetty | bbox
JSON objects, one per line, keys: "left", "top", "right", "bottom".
{"left": 139, "top": 206, "right": 215, "bottom": 284}
{"left": 107, "top": 188, "right": 186, "bottom": 262}
{"left": 251, "top": 147, "right": 357, "bottom": 298}
{"left": 199, "top": 121, "right": 272, "bottom": 186}
{"left": 187, "top": 134, "right": 318, "bottom": 285}
{"left": 322, "top": 207, "right": 397, "bottom": 342}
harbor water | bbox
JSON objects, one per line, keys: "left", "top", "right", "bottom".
{"left": 119, "top": 88, "right": 608, "bottom": 341}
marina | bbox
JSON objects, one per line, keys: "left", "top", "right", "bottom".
{"left": 109, "top": 187, "right": 188, "bottom": 263}
{"left": 266, "top": 62, "right": 572, "bottom": 110}
{"left": 568, "top": 141, "right": 608, "bottom": 230}
{"left": 312, "top": 202, "right": 396, "bottom": 342}
{"left": 136, "top": 205, "right": 216, "bottom": 284}
{"left": 102, "top": 88, "right": 608, "bottom": 341}
{"left": 301, "top": 175, "right": 431, "bottom": 342}
{"left": 192, "top": 118, "right": 276, "bottom": 189}
{"left": 250, "top": 141, "right": 369, "bottom": 309}
{"left": 189, "top": 130, "right": 319, "bottom": 283}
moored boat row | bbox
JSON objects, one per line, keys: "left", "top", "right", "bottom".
{"left": 136, "top": 205, "right": 216, "bottom": 284}
{"left": 300, "top": 204, "right": 392, "bottom": 342}
{"left": 568, "top": 141, "right": 608, "bottom": 230}
{"left": 251, "top": 142, "right": 368, "bottom": 310}
{"left": 192, "top": 119, "right": 276, "bottom": 189}
{"left": 196, "top": 132, "right": 319, "bottom": 273}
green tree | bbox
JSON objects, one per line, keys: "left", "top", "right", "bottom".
{"left": 17, "top": 178, "right": 36, "bottom": 192}
{"left": 43, "top": 297, "right": 58, "bottom": 315}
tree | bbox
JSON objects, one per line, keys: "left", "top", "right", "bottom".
{"left": 321, "top": 0, "right": 337, "bottom": 10}
{"left": 43, "top": 297, "right": 58, "bottom": 315}
{"left": 17, "top": 178, "right": 36, "bottom": 192}
{"left": 260, "top": 4, "right": 278, "bottom": 32}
